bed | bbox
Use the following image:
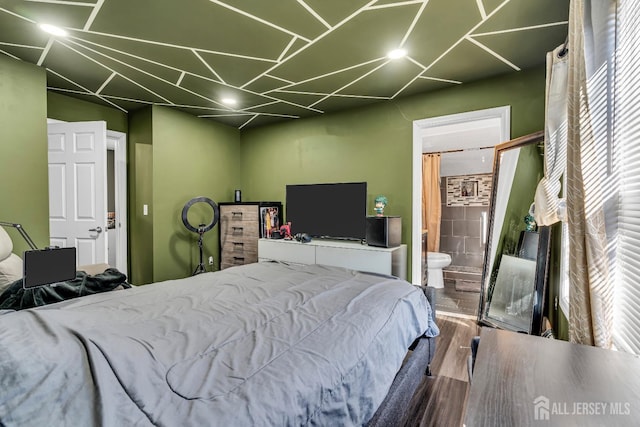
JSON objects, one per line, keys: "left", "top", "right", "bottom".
{"left": 0, "top": 261, "right": 438, "bottom": 426}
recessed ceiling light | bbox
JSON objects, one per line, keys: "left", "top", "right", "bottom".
{"left": 387, "top": 48, "right": 407, "bottom": 59}
{"left": 39, "top": 23, "right": 68, "bottom": 37}
{"left": 221, "top": 98, "right": 237, "bottom": 106}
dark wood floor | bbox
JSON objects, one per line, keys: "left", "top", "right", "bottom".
{"left": 402, "top": 314, "right": 481, "bottom": 427}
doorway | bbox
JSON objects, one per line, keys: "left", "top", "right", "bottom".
{"left": 411, "top": 107, "right": 510, "bottom": 317}
{"left": 47, "top": 119, "right": 128, "bottom": 275}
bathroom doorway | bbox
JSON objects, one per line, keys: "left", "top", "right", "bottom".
{"left": 412, "top": 107, "right": 510, "bottom": 317}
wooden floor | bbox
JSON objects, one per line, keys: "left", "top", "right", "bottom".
{"left": 402, "top": 314, "right": 481, "bottom": 427}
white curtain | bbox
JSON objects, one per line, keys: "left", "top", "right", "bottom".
{"left": 533, "top": 44, "right": 568, "bottom": 226}
{"left": 564, "top": 0, "right": 617, "bottom": 348}
{"left": 536, "top": 0, "right": 616, "bottom": 348}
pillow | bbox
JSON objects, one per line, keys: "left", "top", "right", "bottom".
{"left": 77, "top": 263, "right": 110, "bottom": 276}
{"left": 0, "top": 226, "right": 13, "bottom": 262}
{"left": 0, "top": 253, "right": 23, "bottom": 294}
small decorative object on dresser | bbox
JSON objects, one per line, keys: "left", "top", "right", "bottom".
{"left": 374, "top": 195, "right": 388, "bottom": 216}
{"left": 219, "top": 202, "right": 282, "bottom": 270}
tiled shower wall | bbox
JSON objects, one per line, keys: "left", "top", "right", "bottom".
{"left": 439, "top": 174, "right": 491, "bottom": 274}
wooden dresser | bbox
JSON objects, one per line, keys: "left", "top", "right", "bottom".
{"left": 219, "top": 202, "right": 281, "bottom": 270}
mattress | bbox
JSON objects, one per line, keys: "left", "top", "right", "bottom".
{"left": 0, "top": 262, "right": 437, "bottom": 426}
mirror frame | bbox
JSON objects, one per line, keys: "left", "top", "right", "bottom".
{"left": 477, "top": 130, "right": 551, "bottom": 336}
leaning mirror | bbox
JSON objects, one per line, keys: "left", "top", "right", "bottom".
{"left": 478, "top": 130, "right": 551, "bottom": 335}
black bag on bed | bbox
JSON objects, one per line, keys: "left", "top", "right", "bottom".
{"left": 0, "top": 268, "right": 130, "bottom": 311}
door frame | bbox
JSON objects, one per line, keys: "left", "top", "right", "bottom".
{"left": 107, "top": 130, "right": 128, "bottom": 276}
{"left": 411, "top": 106, "right": 510, "bottom": 285}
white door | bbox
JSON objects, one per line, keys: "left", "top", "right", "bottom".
{"left": 48, "top": 121, "right": 108, "bottom": 266}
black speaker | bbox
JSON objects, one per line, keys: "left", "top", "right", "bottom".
{"left": 366, "top": 216, "right": 401, "bottom": 248}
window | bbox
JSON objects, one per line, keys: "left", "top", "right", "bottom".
{"left": 560, "top": 0, "right": 640, "bottom": 354}
{"left": 611, "top": 0, "right": 640, "bottom": 354}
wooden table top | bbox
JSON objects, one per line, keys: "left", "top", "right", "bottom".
{"left": 464, "top": 327, "right": 640, "bottom": 426}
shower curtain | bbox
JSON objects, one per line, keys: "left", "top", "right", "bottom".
{"left": 422, "top": 154, "right": 441, "bottom": 253}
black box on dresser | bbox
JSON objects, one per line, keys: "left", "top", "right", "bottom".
{"left": 366, "top": 216, "right": 401, "bottom": 248}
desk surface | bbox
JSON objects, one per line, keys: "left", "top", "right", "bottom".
{"left": 464, "top": 328, "right": 640, "bottom": 426}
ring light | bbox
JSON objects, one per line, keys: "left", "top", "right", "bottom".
{"left": 181, "top": 197, "right": 219, "bottom": 233}
{"left": 181, "top": 197, "right": 219, "bottom": 275}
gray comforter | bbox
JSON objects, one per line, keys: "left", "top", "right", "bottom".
{"left": 0, "top": 262, "right": 437, "bottom": 426}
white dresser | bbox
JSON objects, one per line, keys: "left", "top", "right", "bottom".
{"left": 258, "top": 238, "right": 407, "bottom": 279}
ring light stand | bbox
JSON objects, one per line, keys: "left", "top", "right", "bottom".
{"left": 181, "top": 197, "right": 219, "bottom": 275}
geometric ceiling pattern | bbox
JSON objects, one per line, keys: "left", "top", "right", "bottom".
{"left": 0, "top": 0, "right": 569, "bottom": 129}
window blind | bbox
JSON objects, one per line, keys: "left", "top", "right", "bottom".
{"left": 612, "top": 0, "right": 640, "bottom": 355}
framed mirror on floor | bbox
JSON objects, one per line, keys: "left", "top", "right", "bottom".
{"left": 477, "top": 131, "right": 551, "bottom": 335}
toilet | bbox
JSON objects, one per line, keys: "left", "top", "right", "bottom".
{"left": 426, "top": 252, "right": 452, "bottom": 289}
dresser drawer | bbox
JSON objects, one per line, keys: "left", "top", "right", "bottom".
{"left": 220, "top": 205, "right": 259, "bottom": 223}
{"left": 316, "top": 245, "right": 391, "bottom": 275}
{"left": 257, "top": 239, "right": 316, "bottom": 264}
{"left": 221, "top": 255, "right": 257, "bottom": 270}
{"left": 221, "top": 249, "right": 258, "bottom": 266}
{"left": 219, "top": 219, "right": 258, "bottom": 242}
{"left": 221, "top": 239, "right": 258, "bottom": 256}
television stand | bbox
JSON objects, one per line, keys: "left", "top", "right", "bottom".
{"left": 257, "top": 238, "right": 407, "bottom": 279}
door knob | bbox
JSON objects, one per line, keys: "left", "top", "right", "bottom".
{"left": 89, "top": 226, "right": 103, "bottom": 234}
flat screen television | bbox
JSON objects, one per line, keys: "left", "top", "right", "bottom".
{"left": 285, "top": 182, "right": 367, "bottom": 240}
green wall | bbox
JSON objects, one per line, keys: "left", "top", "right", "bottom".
{"left": 148, "top": 106, "right": 241, "bottom": 283}
{"left": 240, "top": 67, "right": 547, "bottom": 280}
{"left": 47, "top": 92, "right": 128, "bottom": 133}
{"left": 0, "top": 56, "right": 49, "bottom": 254}
{"left": 128, "top": 107, "right": 154, "bottom": 285}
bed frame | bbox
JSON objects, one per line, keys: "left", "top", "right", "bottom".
{"left": 368, "top": 285, "right": 436, "bottom": 426}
